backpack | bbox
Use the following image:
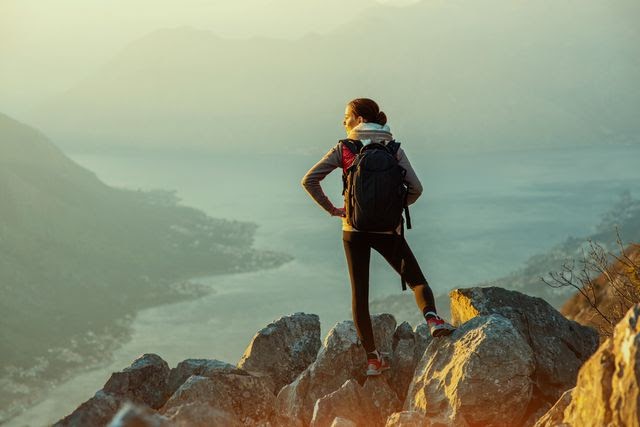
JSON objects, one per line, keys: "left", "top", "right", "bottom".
{"left": 341, "top": 138, "right": 413, "bottom": 291}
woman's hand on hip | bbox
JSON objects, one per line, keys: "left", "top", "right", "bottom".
{"left": 331, "top": 206, "right": 346, "bottom": 217}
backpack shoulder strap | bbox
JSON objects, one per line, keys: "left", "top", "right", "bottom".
{"left": 385, "top": 140, "right": 401, "bottom": 155}
{"left": 340, "top": 138, "right": 363, "bottom": 155}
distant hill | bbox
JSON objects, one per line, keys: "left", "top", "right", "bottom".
{"left": 0, "top": 113, "right": 291, "bottom": 416}
{"left": 26, "top": 0, "right": 639, "bottom": 155}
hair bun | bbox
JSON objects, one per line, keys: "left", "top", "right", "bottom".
{"left": 377, "top": 111, "right": 388, "bottom": 126}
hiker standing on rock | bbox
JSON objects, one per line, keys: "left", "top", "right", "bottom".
{"left": 301, "top": 98, "right": 456, "bottom": 376}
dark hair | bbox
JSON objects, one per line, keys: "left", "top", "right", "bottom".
{"left": 348, "top": 98, "right": 387, "bottom": 126}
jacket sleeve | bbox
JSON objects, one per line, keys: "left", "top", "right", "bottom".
{"left": 397, "top": 147, "right": 423, "bottom": 205}
{"left": 301, "top": 143, "right": 343, "bottom": 215}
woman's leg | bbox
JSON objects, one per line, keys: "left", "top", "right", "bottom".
{"left": 342, "top": 231, "right": 377, "bottom": 354}
{"left": 370, "top": 234, "right": 438, "bottom": 316}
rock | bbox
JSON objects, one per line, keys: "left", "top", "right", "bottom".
{"left": 384, "top": 411, "right": 428, "bottom": 427}
{"left": 161, "top": 372, "right": 276, "bottom": 426}
{"left": 54, "top": 390, "right": 126, "bottom": 427}
{"left": 167, "top": 359, "right": 243, "bottom": 397}
{"left": 275, "top": 314, "right": 397, "bottom": 427}
{"left": 330, "top": 417, "right": 357, "bottom": 427}
{"left": 406, "top": 314, "right": 534, "bottom": 427}
{"left": 163, "top": 401, "right": 242, "bottom": 427}
{"left": 310, "top": 378, "right": 401, "bottom": 427}
{"left": 450, "top": 286, "right": 599, "bottom": 403}
{"left": 107, "top": 402, "right": 171, "bottom": 427}
{"left": 56, "top": 354, "right": 172, "bottom": 426}
{"left": 413, "top": 323, "right": 432, "bottom": 363}
{"left": 103, "top": 353, "right": 171, "bottom": 409}
{"left": 534, "top": 389, "right": 573, "bottom": 427}
{"left": 389, "top": 322, "right": 419, "bottom": 403}
{"left": 541, "top": 304, "right": 640, "bottom": 426}
{"left": 238, "top": 312, "right": 322, "bottom": 394}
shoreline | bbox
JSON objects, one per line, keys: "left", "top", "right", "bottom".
{"left": 0, "top": 259, "right": 292, "bottom": 426}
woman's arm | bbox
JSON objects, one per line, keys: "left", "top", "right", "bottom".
{"left": 301, "top": 143, "right": 343, "bottom": 216}
{"left": 396, "top": 147, "right": 423, "bottom": 205}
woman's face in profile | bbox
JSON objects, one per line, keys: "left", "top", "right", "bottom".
{"left": 343, "top": 105, "right": 364, "bottom": 135}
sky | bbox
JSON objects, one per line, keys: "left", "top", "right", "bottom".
{"left": 0, "top": 0, "right": 418, "bottom": 115}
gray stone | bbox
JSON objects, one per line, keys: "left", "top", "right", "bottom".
{"left": 163, "top": 401, "right": 241, "bottom": 427}
{"left": 310, "top": 378, "right": 401, "bottom": 427}
{"left": 388, "top": 322, "right": 417, "bottom": 404}
{"left": 107, "top": 402, "right": 171, "bottom": 427}
{"left": 450, "top": 286, "right": 599, "bottom": 403}
{"left": 167, "top": 359, "right": 244, "bottom": 397}
{"left": 406, "top": 314, "right": 535, "bottom": 427}
{"left": 238, "top": 312, "right": 321, "bottom": 394}
{"left": 276, "top": 314, "right": 397, "bottom": 427}
{"left": 161, "top": 372, "right": 276, "bottom": 426}
{"left": 103, "top": 353, "right": 171, "bottom": 409}
{"left": 54, "top": 390, "right": 126, "bottom": 427}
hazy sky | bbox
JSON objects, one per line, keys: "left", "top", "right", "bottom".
{"left": 0, "top": 0, "right": 418, "bottom": 115}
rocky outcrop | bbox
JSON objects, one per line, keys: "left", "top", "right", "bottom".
{"left": 166, "top": 359, "right": 243, "bottom": 397}
{"left": 450, "top": 286, "right": 599, "bottom": 404}
{"left": 406, "top": 314, "right": 535, "bottom": 427}
{"left": 310, "top": 378, "right": 401, "bottom": 427}
{"left": 107, "top": 402, "right": 171, "bottom": 427}
{"left": 160, "top": 371, "right": 276, "bottom": 425}
{"left": 55, "top": 354, "right": 172, "bottom": 426}
{"left": 388, "top": 322, "right": 430, "bottom": 403}
{"left": 275, "top": 314, "right": 396, "bottom": 427}
{"left": 102, "top": 354, "right": 171, "bottom": 409}
{"left": 57, "top": 286, "right": 627, "bottom": 427}
{"left": 238, "top": 312, "right": 322, "bottom": 394}
{"left": 536, "top": 304, "right": 640, "bottom": 426}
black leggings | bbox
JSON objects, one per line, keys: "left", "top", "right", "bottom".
{"left": 342, "top": 230, "right": 437, "bottom": 353}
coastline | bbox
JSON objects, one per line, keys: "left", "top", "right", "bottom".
{"left": 0, "top": 258, "right": 293, "bottom": 426}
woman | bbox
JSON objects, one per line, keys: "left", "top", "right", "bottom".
{"left": 301, "top": 98, "right": 455, "bottom": 376}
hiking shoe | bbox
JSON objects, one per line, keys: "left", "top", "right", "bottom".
{"left": 366, "top": 350, "right": 391, "bottom": 376}
{"left": 425, "top": 312, "right": 456, "bottom": 338}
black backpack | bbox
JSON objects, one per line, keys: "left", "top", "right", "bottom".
{"left": 341, "top": 138, "right": 413, "bottom": 290}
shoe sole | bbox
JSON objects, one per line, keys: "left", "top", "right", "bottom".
{"left": 432, "top": 327, "right": 455, "bottom": 338}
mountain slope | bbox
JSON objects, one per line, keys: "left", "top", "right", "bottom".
{"left": 26, "top": 0, "right": 640, "bottom": 154}
{"left": 0, "top": 112, "right": 291, "bottom": 376}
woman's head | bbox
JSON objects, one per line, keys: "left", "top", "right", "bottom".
{"left": 343, "top": 98, "right": 387, "bottom": 134}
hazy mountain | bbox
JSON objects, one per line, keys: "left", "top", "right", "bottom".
{"left": 0, "top": 112, "right": 291, "bottom": 413}
{"left": 26, "top": 0, "right": 639, "bottom": 155}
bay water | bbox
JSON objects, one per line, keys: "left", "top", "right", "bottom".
{"left": 6, "top": 142, "right": 640, "bottom": 426}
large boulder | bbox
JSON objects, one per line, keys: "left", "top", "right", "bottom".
{"left": 389, "top": 322, "right": 430, "bottom": 404}
{"left": 275, "top": 314, "right": 397, "bottom": 427}
{"left": 103, "top": 353, "right": 171, "bottom": 409}
{"left": 55, "top": 354, "right": 171, "bottom": 426}
{"left": 450, "top": 286, "right": 599, "bottom": 403}
{"left": 163, "top": 401, "right": 242, "bottom": 427}
{"left": 238, "top": 312, "right": 322, "bottom": 394}
{"left": 310, "top": 378, "right": 401, "bottom": 427}
{"left": 406, "top": 314, "right": 535, "bottom": 427}
{"left": 167, "top": 359, "right": 243, "bottom": 397}
{"left": 161, "top": 371, "right": 276, "bottom": 426}
{"left": 537, "top": 304, "right": 640, "bottom": 426}
{"left": 54, "top": 390, "right": 127, "bottom": 427}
